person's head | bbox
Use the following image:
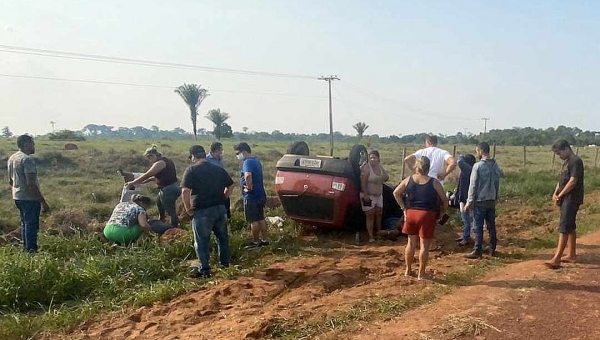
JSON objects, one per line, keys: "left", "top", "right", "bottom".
{"left": 463, "top": 153, "right": 477, "bottom": 167}
{"left": 143, "top": 144, "right": 162, "bottom": 163}
{"left": 210, "top": 142, "right": 224, "bottom": 160}
{"left": 415, "top": 156, "right": 431, "bottom": 175}
{"left": 233, "top": 142, "right": 251, "bottom": 161}
{"left": 131, "top": 194, "right": 152, "bottom": 210}
{"left": 476, "top": 142, "right": 490, "bottom": 159}
{"left": 368, "top": 149, "right": 380, "bottom": 164}
{"left": 17, "top": 134, "right": 35, "bottom": 154}
{"left": 425, "top": 135, "right": 438, "bottom": 147}
{"left": 552, "top": 139, "right": 573, "bottom": 160}
{"left": 189, "top": 145, "right": 206, "bottom": 163}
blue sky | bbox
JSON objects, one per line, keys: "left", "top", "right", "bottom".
{"left": 1, "top": 0, "right": 599, "bottom": 136}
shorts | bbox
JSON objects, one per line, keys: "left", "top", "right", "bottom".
{"left": 360, "top": 193, "right": 383, "bottom": 212}
{"left": 244, "top": 199, "right": 265, "bottom": 223}
{"left": 559, "top": 199, "right": 580, "bottom": 234}
{"left": 104, "top": 223, "right": 143, "bottom": 245}
{"left": 402, "top": 209, "right": 438, "bottom": 239}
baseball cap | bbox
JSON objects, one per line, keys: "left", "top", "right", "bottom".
{"left": 189, "top": 145, "right": 206, "bottom": 159}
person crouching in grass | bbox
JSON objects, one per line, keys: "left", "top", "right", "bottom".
{"left": 104, "top": 194, "right": 153, "bottom": 245}
{"left": 393, "top": 156, "right": 448, "bottom": 280}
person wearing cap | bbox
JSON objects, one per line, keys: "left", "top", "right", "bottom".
{"left": 103, "top": 194, "right": 153, "bottom": 245}
{"left": 181, "top": 145, "right": 235, "bottom": 278}
{"left": 126, "top": 144, "right": 181, "bottom": 228}
{"left": 233, "top": 142, "right": 268, "bottom": 249}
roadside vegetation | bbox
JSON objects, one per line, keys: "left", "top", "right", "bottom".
{"left": 0, "top": 138, "right": 599, "bottom": 340}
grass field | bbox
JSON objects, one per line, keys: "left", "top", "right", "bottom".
{"left": 0, "top": 137, "right": 598, "bottom": 339}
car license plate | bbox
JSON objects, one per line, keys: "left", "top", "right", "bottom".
{"left": 299, "top": 158, "right": 322, "bottom": 168}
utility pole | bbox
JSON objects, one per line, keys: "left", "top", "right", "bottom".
{"left": 481, "top": 117, "right": 490, "bottom": 137}
{"left": 49, "top": 121, "right": 56, "bottom": 132}
{"left": 318, "top": 75, "right": 340, "bottom": 156}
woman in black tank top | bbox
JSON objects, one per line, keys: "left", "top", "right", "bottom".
{"left": 126, "top": 145, "right": 181, "bottom": 227}
{"left": 393, "top": 156, "right": 447, "bottom": 280}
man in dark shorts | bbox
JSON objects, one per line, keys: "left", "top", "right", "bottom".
{"left": 181, "top": 145, "right": 234, "bottom": 278}
{"left": 544, "top": 139, "right": 584, "bottom": 269}
{"left": 234, "top": 142, "right": 268, "bottom": 249}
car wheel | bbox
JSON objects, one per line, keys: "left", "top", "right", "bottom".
{"left": 287, "top": 141, "right": 310, "bottom": 155}
{"left": 349, "top": 144, "right": 368, "bottom": 189}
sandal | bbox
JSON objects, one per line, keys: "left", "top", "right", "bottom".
{"left": 457, "top": 240, "right": 469, "bottom": 247}
{"left": 429, "top": 245, "right": 442, "bottom": 252}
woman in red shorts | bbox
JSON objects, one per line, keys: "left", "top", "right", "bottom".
{"left": 394, "top": 156, "right": 447, "bottom": 280}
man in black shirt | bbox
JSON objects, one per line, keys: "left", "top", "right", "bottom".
{"left": 181, "top": 145, "right": 234, "bottom": 278}
{"left": 545, "top": 139, "right": 584, "bottom": 269}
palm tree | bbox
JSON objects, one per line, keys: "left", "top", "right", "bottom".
{"left": 353, "top": 122, "right": 369, "bottom": 138}
{"left": 205, "top": 108, "right": 231, "bottom": 140}
{"left": 174, "top": 84, "right": 208, "bottom": 140}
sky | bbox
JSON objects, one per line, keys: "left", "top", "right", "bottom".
{"left": 1, "top": 0, "right": 599, "bottom": 137}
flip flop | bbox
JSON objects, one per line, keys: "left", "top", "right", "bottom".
{"left": 561, "top": 258, "right": 576, "bottom": 263}
{"left": 429, "top": 245, "right": 442, "bottom": 252}
{"left": 543, "top": 262, "right": 561, "bottom": 270}
{"left": 455, "top": 237, "right": 464, "bottom": 242}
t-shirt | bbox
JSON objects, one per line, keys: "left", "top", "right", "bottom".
{"left": 412, "top": 147, "right": 452, "bottom": 183}
{"left": 7, "top": 151, "right": 40, "bottom": 201}
{"left": 107, "top": 202, "right": 146, "bottom": 228}
{"left": 559, "top": 155, "right": 584, "bottom": 204}
{"left": 181, "top": 162, "right": 234, "bottom": 210}
{"left": 241, "top": 156, "right": 266, "bottom": 201}
{"left": 206, "top": 153, "right": 224, "bottom": 168}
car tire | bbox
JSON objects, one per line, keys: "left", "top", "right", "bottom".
{"left": 349, "top": 144, "right": 368, "bottom": 189}
{"left": 287, "top": 141, "right": 310, "bottom": 156}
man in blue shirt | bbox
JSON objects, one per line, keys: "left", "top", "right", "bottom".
{"left": 234, "top": 142, "right": 268, "bottom": 248}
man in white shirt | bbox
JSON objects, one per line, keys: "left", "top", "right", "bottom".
{"left": 404, "top": 135, "right": 456, "bottom": 184}
{"left": 403, "top": 135, "right": 456, "bottom": 251}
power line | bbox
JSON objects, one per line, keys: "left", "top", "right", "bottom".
{"left": 340, "top": 82, "right": 480, "bottom": 122}
{"left": 0, "top": 44, "right": 317, "bottom": 80}
{"left": 319, "top": 75, "right": 340, "bottom": 156}
{"left": 0, "top": 73, "right": 327, "bottom": 98}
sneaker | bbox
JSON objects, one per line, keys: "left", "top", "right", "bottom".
{"left": 464, "top": 251, "right": 483, "bottom": 259}
{"left": 244, "top": 242, "right": 261, "bottom": 249}
{"left": 189, "top": 267, "right": 211, "bottom": 278}
{"left": 483, "top": 245, "right": 497, "bottom": 257}
{"left": 258, "top": 240, "right": 270, "bottom": 247}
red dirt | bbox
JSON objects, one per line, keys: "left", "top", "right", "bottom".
{"left": 41, "top": 192, "right": 600, "bottom": 340}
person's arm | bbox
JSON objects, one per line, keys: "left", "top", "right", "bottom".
{"left": 181, "top": 187, "right": 194, "bottom": 216}
{"left": 128, "top": 160, "right": 166, "bottom": 186}
{"left": 464, "top": 164, "right": 479, "bottom": 211}
{"left": 438, "top": 155, "right": 457, "bottom": 181}
{"left": 393, "top": 178, "right": 409, "bottom": 211}
{"left": 557, "top": 177, "right": 578, "bottom": 200}
{"left": 404, "top": 154, "right": 417, "bottom": 171}
{"left": 224, "top": 184, "right": 234, "bottom": 198}
{"left": 243, "top": 172, "right": 253, "bottom": 193}
{"left": 360, "top": 165, "right": 370, "bottom": 199}
{"left": 137, "top": 213, "right": 151, "bottom": 233}
{"left": 25, "top": 172, "right": 49, "bottom": 212}
{"left": 433, "top": 180, "right": 448, "bottom": 215}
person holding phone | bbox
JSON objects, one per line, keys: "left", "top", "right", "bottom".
{"left": 360, "top": 150, "right": 389, "bottom": 242}
{"left": 393, "top": 156, "right": 448, "bottom": 280}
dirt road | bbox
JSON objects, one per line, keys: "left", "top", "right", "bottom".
{"left": 47, "top": 195, "right": 600, "bottom": 340}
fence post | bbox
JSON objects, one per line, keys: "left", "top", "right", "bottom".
{"left": 401, "top": 147, "right": 407, "bottom": 179}
{"left": 452, "top": 145, "right": 457, "bottom": 158}
{"left": 595, "top": 147, "right": 599, "bottom": 168}
{"left": 576, "top": 147, "right": 580, "bottom": 156}
{"left": 551, "top": 152, "right": 556, "bottom": 171}
{"left": 523, "top": 145, "right": 527, "bottom": 168}
{"left": 492, "top": 144, "right": 496, "bottom": 158}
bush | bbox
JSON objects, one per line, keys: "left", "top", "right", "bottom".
{"left": 45, "top": 209, "right": 91, "bottom": 233}
{"left": 48, "top": 130, "right": 85, "bottom": 141}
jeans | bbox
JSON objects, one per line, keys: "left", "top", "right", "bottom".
{"left": 192, "top": 205, "right": 229, "bottom": 271}
{"left": 473, "top": 206, "right": 497, "bottom": 253}
{"left": 15, "top": 200, "right": 41, "bottom": 252}
{"left": 459, "top": 202, "right": 473, "bottom": 242}
{"left": 157, "top": 182, "right": 181, "bottom": 227}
